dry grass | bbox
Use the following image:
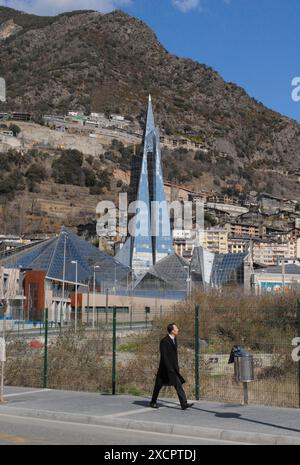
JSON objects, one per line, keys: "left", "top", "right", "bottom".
{"left": 5, "top": 326, "right": 113, "bottom": 393}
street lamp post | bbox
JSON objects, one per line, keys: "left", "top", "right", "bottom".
{"left": 184, "top": 265, "right": 196, "bottom": 301}
{"left": 71, "top": 261, "right": 78, "bottom": 333}
{"left": 114, "top": 265, "right": 117, "bottom": 295}
{"left": 126, "top": 270, "right": 131, "bottom": 296}
{"left": 184, "top": 265, "right": 191, "bottom": 301}
{"left": 190, "top": 268, "right": 196, "bottom": 298}
{"left": 93, "top": 265, "right": 100, "bottom": 330}
{"left": 105, "top": 287, "right": 109, "bottom": 325}
{"left": 60, "top": 232, "right": 67, "bottom": 329}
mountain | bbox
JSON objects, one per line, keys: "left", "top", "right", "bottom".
{"left": 0, "top": 6, "right": 300, "bottom": 199}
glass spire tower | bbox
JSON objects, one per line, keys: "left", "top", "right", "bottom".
{"left": 129, "top": 95, "right": 173, "bottom": 275}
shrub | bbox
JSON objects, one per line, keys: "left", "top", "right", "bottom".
{"left": 52, "top": 150, "right": 84, "bottom": 185}
{"left": 25, "top": 163, "right": 47, "bottom": 192}
{"left": 8, "top": 124, "right": 21, "bottom": 136}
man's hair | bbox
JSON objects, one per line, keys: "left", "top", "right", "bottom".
{"left": 167, "top": 323, "right": 176, "bottom": 334}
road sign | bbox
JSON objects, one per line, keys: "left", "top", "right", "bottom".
{"left": 0, "top": 338, "right": 6, "bottom": 362}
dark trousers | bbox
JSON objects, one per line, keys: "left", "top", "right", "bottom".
{"left": 151, "top": 375, "right": 187, "bottom": 406}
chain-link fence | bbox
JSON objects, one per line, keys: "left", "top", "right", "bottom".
{"left": 199, "top": 301, "right": 299, "bottom": 408}
{"left": 2, "top": 293, "right": 300, "bottom": 408}
{"left": 2, "top": 305, "right": 176, "bottom": 395}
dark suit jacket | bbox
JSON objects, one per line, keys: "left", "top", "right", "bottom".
{"left": 155, "top": 335, "right": 186, "bottom": 387}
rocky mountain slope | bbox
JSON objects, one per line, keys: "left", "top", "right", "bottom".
{"left": 0, "top": 5, "right": 300, "bottom": 224}
{"left": 0, "top": 7, "right": 300, "bottom": 159}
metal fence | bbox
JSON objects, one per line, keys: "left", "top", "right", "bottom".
{"left": 2, "top": 298, "right": 300, "bottom": 409}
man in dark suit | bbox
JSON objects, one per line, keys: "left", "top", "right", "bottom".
{"left": 150, "top": 323, "right": 194, "bottom": 410}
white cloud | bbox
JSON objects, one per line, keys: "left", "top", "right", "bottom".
{"left": 0, "top": 0, "right": 131, "bottom": 16}
{"left": 172, "top": 0, "right": 232, "bottom": 13}
{"left": 172, "top": 0, "right": 200, "bottom": 13}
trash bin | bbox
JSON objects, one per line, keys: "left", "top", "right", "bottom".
{"left": 229, "top": 346, "right": 254, "bottom": 383}
{"left": 228, "top": 346, "right": 254, "bottom": 405}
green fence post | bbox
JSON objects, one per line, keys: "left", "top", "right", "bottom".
{"left": 298, "top": 300, "right": 300, "bottom": 409}
{"left": 195, "top": 304, "right": 200, "bottom": 401}
{"left": 130, "top": 306, "right": 133, "bottom": 330}
{"left": 43, "top": 308, "right": 48, "bottom": 389}
{"left": 112, "top": 306, "right": 117, "bottom": 395}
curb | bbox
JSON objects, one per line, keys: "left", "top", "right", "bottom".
{"left": 0, "top": 406, "right": 300, "bottom": 445}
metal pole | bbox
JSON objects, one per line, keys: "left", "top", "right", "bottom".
{"left": 298, "top": 300, "right": 300, "bottom": 409}
{"left": 21, "top": 292, "right": 24, "bottom": 335}
{"left": 0, "top": 334, "right": 5, "bottom": 404}
{"left": 87, "top": 279, "right": 90, "bottom": 327}
{"left": 22, "top": 294, "right": 24, "bottom": 334}
{"left": 75, "top": 262, "right": 78, "bottom": 333}
{"left": 28, "top": 283, "right": 31, "bottom": 322}
{"left": 195, "top": 304, "right": 200, "bottom": 401}
{"left": 189, "top": 267, "right": 191, "bottom": 301}
{"left": 105, "top": 288, "right": 109, "bottom": 325}
{"left": 112, "top": 306, "right": 117, "bottom": 395}
{"left": 186, "top": 272, "right": 189, "bottom": 303}
{"left": 243, "top": 383, "right": 249, "bottom": 406}
{"left": 60, "top": 234, "right": 67, "bottom": 330}
{"left": 93, "top": 269, "right": 96, "bottom": 330}
{"left": 0, "top": 361, "right": 4, "bottom": 403}
{"left": 43, "top": 308, "right": 48, "bottom": 389}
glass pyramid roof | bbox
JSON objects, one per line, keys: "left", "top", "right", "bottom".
{"left": 134, "top": 253, "right": 189, "bottom": 291}
{"left": 0, "top": 227, "right": 130, "bottom": 286}
{"left": 191, "top": 246, "right": 248, "bottom": 287}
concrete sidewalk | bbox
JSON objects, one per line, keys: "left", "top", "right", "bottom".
{"left": 1, "top": 387, "right": 300, "bottom": 445}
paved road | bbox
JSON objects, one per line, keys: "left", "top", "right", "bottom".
{"left": 0, "top": 413, "right": 245, "bottom": 445}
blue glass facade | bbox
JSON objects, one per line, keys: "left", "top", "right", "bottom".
{"left": 131, "top": 96, "right": 173, "bottom": 275}
{"left": 191, "top": 246, "right": 248, "bottom": 288}
{"left": 131, "top": 97, "right": 153, "bottom": 273}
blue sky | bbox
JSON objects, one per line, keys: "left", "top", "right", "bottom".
{"left": 1, "top": 0, "right": 300, "bottom": 122}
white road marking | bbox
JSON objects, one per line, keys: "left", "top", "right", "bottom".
{"left": 104, "top": 406, "right": 167, "bottom": 418}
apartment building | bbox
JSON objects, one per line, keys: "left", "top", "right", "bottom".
{"left": 173, "top": 229, "right": 195, "bottom": 260}
{"left": 224, "top": 223, "right": 262, "bottom": 238}
{"left": 252, "top": 240, "right": 297, "bottom": 266}
{"left": 228, "top": 237, "right": 249, "bottom": 254}
{"left": 199, "top": 228, "right": 229, "bottom": 254}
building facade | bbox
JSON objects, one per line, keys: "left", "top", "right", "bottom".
{"left": 120, "top": 96, "right": 173, "bottom": 275}
{"left": 252, "top": 240, "right": 297, "bottom": 266}
{"left": 199, "top": 228, "right": 229, "bottom": 254}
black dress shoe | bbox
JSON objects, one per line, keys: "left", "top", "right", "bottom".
{"left": 181, "top": 403, "right": 194, "bottom": 410}
{"left": 150, "top": 402, "right": 159, "bottom": 409}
